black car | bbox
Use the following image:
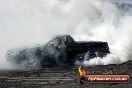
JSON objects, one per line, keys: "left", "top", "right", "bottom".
{"left": 6, "top": 35, "right": 110, "bottom": 68}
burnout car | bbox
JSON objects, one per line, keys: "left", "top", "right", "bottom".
{"left": 6, "top": 35, "right": 110, "bottom": 68}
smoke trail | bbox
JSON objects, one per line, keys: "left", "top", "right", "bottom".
{"left": 71, "top": 1, "right": 132, "bottom": 65}
{"left": 0, "top": 0, "right": 132, "bottom": 69}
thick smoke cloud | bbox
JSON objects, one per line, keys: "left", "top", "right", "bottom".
{"left": 0, "top": 0, "right": 132, "bottom": 69}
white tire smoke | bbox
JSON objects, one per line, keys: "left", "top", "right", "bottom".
{"left": 0, "top": 0, "right": 132, "bottom": 69}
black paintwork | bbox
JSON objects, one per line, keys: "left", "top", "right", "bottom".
{"left": 6, "top": 35, "right": 110, "bottom": 68}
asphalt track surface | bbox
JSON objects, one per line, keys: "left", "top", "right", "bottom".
{"left": 0, "top": 60, "right": 132, "bottom": 88}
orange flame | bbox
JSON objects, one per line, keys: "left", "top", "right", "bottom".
{"left": 78, "top": 66, "right": 86, "bottom": 76}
